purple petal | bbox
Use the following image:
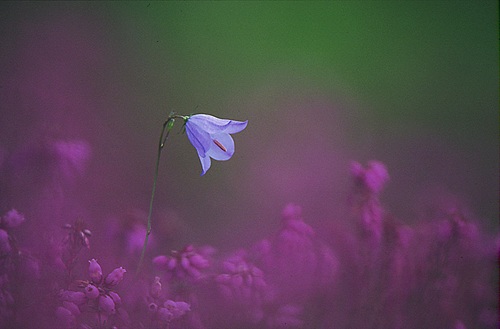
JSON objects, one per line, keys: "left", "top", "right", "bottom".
{"left": 185, "top": 121, "right": 211, "bottom": 157}
{"left": 188, "top": 114, "right": 248, "bottom": 134}
{"left": 206, "top": 133, "right": 234, "bottom": 161}
{"left": 199, "top": 154, "right": 211, "bottom": 176}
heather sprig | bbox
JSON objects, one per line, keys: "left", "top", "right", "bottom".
{"left": 60, "top": 220, "right": 92, "bottom": 282}
{"left": 145, "top": 276, "right": 191, "bottom": 329}
{"left": 57, "top": 259, "right": 128, "bottom": 328}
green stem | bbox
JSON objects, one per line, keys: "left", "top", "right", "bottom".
{"left": 136, "top": 118, "right": 174, "bottom": 277}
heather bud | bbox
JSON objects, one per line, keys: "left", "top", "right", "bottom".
{"left": 84, "top": 284, "right": 99, "bottom": 299}
{"left": 157, "top": 306, "right": 173, "bottom": 322}
{"left": 150, "top": 276, "right": 162, "bottom": 298}
{"left": 88, "top": 259, "right": 103, "bottom": 283}
{"left": 364, "top": 161, "right": 389, "bottom": 193}
{"left": 152, "top": 255, "right": 169, "bottom": 270}
{"left": 99, "top": 294, "right": 116, "bottom": 315}
{"left": 2, "top": 209, "right": 25, "bottom": 228}
{"left": 105, "top": 267, "right": 126, "bottom": 286}
{"left": 189, "top": 253, "right": 209, "bottom": 268}
{"left": 109, "top": 291, "right": 121, "bottom": 305}
{"left": 62, "top": 301, "right": 81, "bottom": 317}
{"left": 164, "top": 300, "right": 191, "bottom": 319}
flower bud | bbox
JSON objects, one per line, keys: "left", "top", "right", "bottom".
{"left": 84, "top": 284, "right": 99, "bottom": 299}
{"left": 152, "top": 255, "right": 169, "bottom": 270}
{"left": 189, "top": 254, "right": 209, "bottom": 268}
{"left": 105, "top": 267, "right": 126, "bottom": 286}
{"left": 150, "top": 276, "right": 162, "bottom": 298}
{"left": 164, "top": 300, "right": 190, "bottom": 319}
{"left": 108, "top": 291, "right": 121, "bottom": 305}
{"left": 2, "top": 209, "right": 25, "bottom": 228}
{"left": 157, "top": 307, "right": 173, "bottom": 322}
{"left": 88, "top": 259, "right": 103, "bottom": 283}
{"left": 180, "top": 255, "right": 190, "bottom": 270}
{"left": 99, "top": 294, "right": 116, "bottom": 315}
{"left": 364, "top": 161, "right": 389, "bottom": 193}
{"left": 62, "top": 301, "right": 81, "bottom": 316}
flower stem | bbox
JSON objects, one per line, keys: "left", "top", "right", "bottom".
{"left": 136, "top": 117, "right": 176, "bottom": 277}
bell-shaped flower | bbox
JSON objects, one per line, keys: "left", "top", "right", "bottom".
{"left": 88, "top": 258, "right": 103, "bottom": 283}
{"left": 108, "top": 291, "right": 122, "bottom": 305}
{"left": 62, "top": 301, "right": 81, "bottom": 317}
{"left": 184, "top": 114, "right": 248, "bottom": 175}
{"left": 84, "top": 284, "right": 100, "bottom": 299}
{"left": 98, "top": 294, "right": 116, "bottom": 315}
{"left": 2, "top": 209, "right": 25, "bottom": 228}
{"left": 104, "top": 266, "right": 126, "bottom": 286}
{"left": 150, "top": 276, "right": 162, "bottom": 299}
{"left": 158, "top": 300, "right": 191, "bottom": 322}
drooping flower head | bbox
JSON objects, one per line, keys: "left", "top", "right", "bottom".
{"left": 183, "top": 114, "right": 248, "bottom": 175}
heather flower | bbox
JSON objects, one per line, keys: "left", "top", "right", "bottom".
{"left": 60, "top": 221, "right": 92, "bottom": 276}
{"left": 253, "top": 203, "right": 338, "bottom": 304}
{"left": 183, "top": 114, "right": 248, "bottom": 175}
{"left": 62, "top": 301, "right": 81, "bottom": 317}
{"left": 156, "top": 300, "right": 191, "bottom": 323}
{"left": 156, "top": 307, "right": 173, "bottom": 323}
{"left": 57, "top": 260, "right": 127, "bottom": 328}
{"left": 153, "top": 245, "right": 210, "bottom": 281}
{"left": 276, "top": 204, "right": 316, "bottom": 260}
{"left": 349, "top": 160, "right": 389, "bottom": 240}
{"left": 164, "top": 300, "right": 191, "bottom": 319}
{"left": 1, "top": 209, "right": 25, "bottom": 228}
{"left": 146, "top": 277, "right": 191, "bottom": 326}
{"left": 84, "top": 284, "right": 99, "bottom": 299}
{"left": 281, "top": 203, "right": 315, "bottom": 237}
{"left": 109, "top": 291, "right": 122, "bottom": 305}
{"left": 105, "top": 267, "right": 126, "bottom": 286}
{"left": 216, "top": 254, "right": 268, "bottom": 305}
{"left": 98, "top": 294, "right": 116, "bottom": 315}
{"left": 350, "top": 160, "right": 389, "bottom": 194}
{"left": 88, "top": 258, "right": 103, "bottom": 283}
{"left": 62, "top": 220, "right": 92, "bottom": 250}
{"left": 150, "top": 276, "right": 162, "bottom": 299}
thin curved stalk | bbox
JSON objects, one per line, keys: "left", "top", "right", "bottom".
{"left": 135, "top": 118, "right": 173, "bottom": 276}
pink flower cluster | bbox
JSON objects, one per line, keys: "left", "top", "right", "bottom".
{"left": 0, "top": 159, "right": 497, "bottom": 329}
{"left": 153, "top": 245, "right": 210, "bottom": 281}
{"left": 57, "top": 259, "right": 128, "bottom": 328}
{"left": 146, "top": 276, "right": 191, "bottom": 327}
